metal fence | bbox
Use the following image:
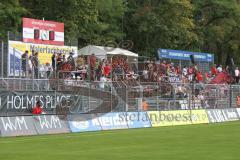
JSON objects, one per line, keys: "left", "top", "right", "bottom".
{"left": 0, "top": 78, "right": 240, "bottom": 117}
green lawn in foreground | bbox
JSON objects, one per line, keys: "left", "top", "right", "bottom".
{"left": 0, "top": 121, "right": 240, "bottom": 160}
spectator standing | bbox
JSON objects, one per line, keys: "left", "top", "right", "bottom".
{"left": 211, "top": 64, "right": 217, "bottom": 76}
{"left": 45, "top": 62, "right": 52, "bottom": 78}
{"left": 182, "top": 66, "right": 188, "bottom": 77}
{"left": 51, "top": 53, "right": 56, "bottom": 70}
{"left": 217, "top": 65, "right": 223, "bottom": 73}
{"left": 142, "top": 99, "right": 149, "bottom": 111}
{"left": 32, "top": 52, "right": 39, "bottom": 79}
{"left": 235, "top": 67, "right": 239, "bottom": 83}
{"left": 67, "top": 52, "right": 76, "bottom": 70}
{"left": 57, "top": 53, "right": 63, "bottom": 69}
{"left": 103, "top": 63, "right": 111, "bottom": 77}
{"left": 21, "top": 50, "right": 28, "bottom": 77}
{"left": 96, "top": 62, "right": 103, "bottom": 81}
{"left": 196, "top": 71, "right": 203, "bottom": 83}
{"left": 89, "top": 54, "right": 96, "bottom": 81}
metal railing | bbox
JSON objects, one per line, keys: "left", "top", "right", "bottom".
{"left": 0, "top": 78, "right": 240, "bottom": 117}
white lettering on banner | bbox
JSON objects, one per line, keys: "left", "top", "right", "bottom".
{"left": 1, "top": 117, "right": 28, "bottom": 131}
{"left": 14, "top": 96, "right": 22, "bottom": 109}
{"left": 27, "top": 96, "right": 34, "bottom": 108}
{"left": 213, "top": 110, "right": 226, "bottom": 122}
{"left": 32, "top": 21, "right": 56, "bottom": 28}
{"left": 237, "top": 108, "right": 240, "bottom": 117}
{"left": 223, "top": 110, "right": 238, "bottom": 120}
{"left": 113, "top": 115, "right": 127, "bottom": 126}
{"left": 99, "top": 117, "right": 112, "bottom": 127}
{"left": 46, "top": 96, "right": 51, "bottom": 108}
{"left": 208, "top": 110, "right": 216, "bottom": 122}
{"left": 38, "top": 116, "right": 61, "bottom": 129}
{"left": 92, "top": 118, "right": 101, "bottom": 126}
{"left": 3, "top": 94, "right": 72, "bottom": 110}
{"left": 98, "top": 115, "right": 127, "bottom": 127}
{"left": 7, "top": 96, "right": 14, "bottom": 109}
{"left": 169, "top": 52, "right": 183, "bottom": 57}
{"left": 72, "top": 121, "right": 89, "bottom": 129}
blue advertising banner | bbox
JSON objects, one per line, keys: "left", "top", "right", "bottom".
{"left": 68, "top": 114, "right": 102, "bottom": 132}
{"left": 158, "top": 49, "right": 214, "bottom": 62}
{"left": 124, "top": 112, "right": 151, "bottom": 128}
{"left": 97, "top": 112, "right": 128, "bottom": 130}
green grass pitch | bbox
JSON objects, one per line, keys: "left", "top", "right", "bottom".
{"left": 0, "top": 121, "right": 239, "bottom": 160}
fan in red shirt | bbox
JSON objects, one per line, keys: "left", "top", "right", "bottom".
{"left": 32, "top": 101, "right": 43, "bottom": 115}
{"left": 196, "top": 71, "right": 203, "bottom": 82}
{"left": 211, "top": 65, "right": 218, "bottom": 76}
{"left": 103, "top": 63, "right": 111, "bottom": 77}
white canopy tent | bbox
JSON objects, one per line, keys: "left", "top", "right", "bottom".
{"left": 78, "top": 45, "right": 138, "bottom": 59}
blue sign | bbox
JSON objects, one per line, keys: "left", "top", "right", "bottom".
{"left": 125, "top": 112, "right": 152, "bottom": 128}
{"left": 9, "top": 54, "right": 21, "bottom": 76}
{"left": 97, "top": 112, "right": 128, "bottom": 130}
{"left": 158, "top": 49, "right": 214, "bottom": 62}
{"left": 68, "top": 114, "right": 102, "bottom": 132}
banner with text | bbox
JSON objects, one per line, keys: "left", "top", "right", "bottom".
{"left": 33, "top": 115, "right": 70, "bottom": 134}
{"left": 23, "top": 17, "right": 64, "bottom": 45}
{"left": 147, "top": 110, "right": 209, "bottom": 127}
{"left": 8, "top": 40, "right": 77, "bottom": 76}
{"left": 206, "top": 109, "right": 239, "bottom": 123}
{"left": 97, "top": 112, "right": 128, "bottom": 130}
{"left": 0, "top": 116, "right": 37, "bottom": 137}
{"left": 68, "top": 114, "right": 102, "bottom": 132}
{"left": 0, "top": 90, "right": 83, "bottom": 116}
{"left": 123, "top": 112, "right": 151, "bottom": 128}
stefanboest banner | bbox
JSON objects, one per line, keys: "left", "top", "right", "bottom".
{"left": 8, "top": 40, "right": 78, "bottom": 76}
{"left": 0, "top": 90, "right": 88, "bottom": 116}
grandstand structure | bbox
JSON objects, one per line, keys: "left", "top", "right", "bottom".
{"left": 1, "top": 29, "right": 240, "bottom": 117}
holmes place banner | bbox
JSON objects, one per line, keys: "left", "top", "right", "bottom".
{"left": 0, "top": 91, "right": 89, "bottom": 116}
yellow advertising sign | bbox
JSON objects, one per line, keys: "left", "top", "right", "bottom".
{"left": 190, "top": 110, "right": 209, "bottom": 124}
{"left": 8, "top": 40, "right": 78, "bottom": 64}
{"left": 147, "top": 110, "right": 209, "bottom": 127}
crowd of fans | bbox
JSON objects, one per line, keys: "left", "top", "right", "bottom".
{"left": 143, "top": 60, "right": 240, "bottom": 84}
{"left": 21, "top": 51, "right": 239, "bottom": 84}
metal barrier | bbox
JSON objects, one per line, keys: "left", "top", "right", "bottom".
{"left": 0, "top": 78, "right": 239, "bottom": 116}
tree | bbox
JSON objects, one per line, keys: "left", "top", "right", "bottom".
{"left": 124, "top": 0, "right": 199, "bottom": 57}
{"left": 193, "top": 0, "right": 240, "bottom": 64}
{"left": 0, "top": 0, "right": 27, "bottom": 39}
